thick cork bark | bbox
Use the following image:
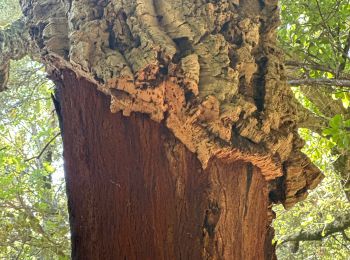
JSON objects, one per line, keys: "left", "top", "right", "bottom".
{"left": 0, "top": 0, "right": 325, "bottom": 258}
{"left": 0, "top": 0, "right": 322, "bottom": 209}
{"left": 57, "top": 70, "right": 276, "bottom": 259}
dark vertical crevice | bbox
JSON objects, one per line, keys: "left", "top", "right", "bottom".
{"left": 172, "top": 37, "right": 194, "bottom": 63}
{"left": 203, "top": 201, "right": 221, "bottom": 238}
{"left": 244, "top": 163, "right": 253, "bottom": 217}
{"left": 112, "top": 10, "right": 140, "bottom": 52}
{"left": 268, "top": 163, "right": 287, "bottom": 204}
{"left": 252, "top": 56, "right": 267, "bottom": 112}
{"left": 50, "top": 70, "right": 65, "bottom": 138}
{"left": 246, "top": 163, "right": 253, "bottom": 194}
{"left": 107, "top": 22, "right": 117, "bottom": 50}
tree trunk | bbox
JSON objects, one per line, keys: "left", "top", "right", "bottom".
{"left": 57, "top": 69, "right": 276, "bottom": 259}
{"left": 1, "top": 0, "right": 324, "bottom": 259}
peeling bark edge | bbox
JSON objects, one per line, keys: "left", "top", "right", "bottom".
{"left": 2, "top": 0, "right": 324, "bottom": 209}
{"left": 49, "top": 56, "right": 323, "bottom": 209}
{"left": 56, "top": 70, "right": 277, "bottom": 259}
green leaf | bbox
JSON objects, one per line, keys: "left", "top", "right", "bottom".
{"left": 329, "top": 114, "right": 342, "bottom": 129}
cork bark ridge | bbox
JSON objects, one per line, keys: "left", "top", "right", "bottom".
{"left": 6, "top": 0, "right": 323, "bottom": 208}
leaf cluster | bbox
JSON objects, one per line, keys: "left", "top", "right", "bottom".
{"left": 275, "top": 0, "right": 350, "bottom": 258}
{"left": 0, "top": 57, "right": 70, "bottom": 259}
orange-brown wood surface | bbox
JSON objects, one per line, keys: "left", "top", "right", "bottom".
{"left": 57, "top": 70, "right": 276, "bottom": 259}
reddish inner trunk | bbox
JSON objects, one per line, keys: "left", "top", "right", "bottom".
{"left": 57, "top": 70, "right": 276, "bottom": 259}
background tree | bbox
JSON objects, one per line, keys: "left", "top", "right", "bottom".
{"left": 280, "top": 0, "right": 350, "bottom": 184}
{"left": 274, "top": 0, "right": 350, "bottom": 258}
{"left": 0, "top": 58, "right": 70, "bottom": 258}
{"left": 0, "top": 2, "right": 70, "bottom": 258}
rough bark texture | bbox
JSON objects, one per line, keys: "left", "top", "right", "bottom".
{"left": 0, "top": 19, "right": 31, "bottom": 91}
{"left": 14, "top": 0, "right": 323, "bottom": 209}
{"left": 57, "top": 69, "right": 276, "bottom": 259}
{"left": 0, "top": 0, "right": 326, "bottom": 258}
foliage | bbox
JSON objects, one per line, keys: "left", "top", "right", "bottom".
{"left": 0, "top": 58, "right": 70, "bottom": 259}
{"left": 0, "top": 0, "right": 21, "bottom": 27}
{"left": 279, "top": 0, "right": 350, "bottom": 78}
{"left": 274, "top": 0, "right": 350, "bottom": 258}
{"left": 274, "top": 127, "right": 350, "bottom": 259}
{"left": 322, "top": 114, "right": 350, "bottom": 150}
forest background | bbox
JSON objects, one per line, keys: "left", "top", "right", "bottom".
{"left": 0, "top": 0, "right": 349, "bottom": 259}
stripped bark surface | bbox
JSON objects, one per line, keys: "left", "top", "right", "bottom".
{"left": 58, "top": 70, "right": 276, "bottom": 259}
{"left": 0, "top": 0, "right": 326, "bottom": 258}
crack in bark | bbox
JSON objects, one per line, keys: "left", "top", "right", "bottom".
{"left": 203, "top": 201, "right": 221, "bottom": 238}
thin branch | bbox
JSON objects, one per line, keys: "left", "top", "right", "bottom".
{"left": 24, "top": 132, "right": 61, "bottom": 162}
{"left": 292, "top": 98, "right": 328, "bottom": 133}
{"left": 342, "top": 230, "right": 350, "bottom": 241}
{"left": 338, "top": 30, "right": 350, "bottom": 76}
{"left": 15, "top": 193, "right": 66, "bottom": 256}
{"left": 288, "top": 78, "right": 350, "bottom": 88}
{"left": 299, "top": 85, "right": 346, "bottom": 118}
{"left": 280, "top": 214, "right": 350, "bottom": 243}
{"left": 331, "top": 234, "right": 350, "bottom": 251}
{"left": 285, "top": 60, "right": 334, "bottom": 74}
{"left": 315, "top": 0, "right": 341, "bottom": 58}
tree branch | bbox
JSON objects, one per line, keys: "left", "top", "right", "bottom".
{"left": 293, "top": 99, "right": 328, "bottom": 134}
{"left": 288, "top": 78, "right": 350, "bottom": 88}
{"left": 337, "top": 30, "right": 350, "bottom": 76}
{"left": 280, "top": 214, "right": 350, "bottom": 243}
{"left": 299, "top": 85, "right": 346, "bottom": 119}
{"left": 0, "top": 18, "right": 31, "bottom": 91}
{"left": 24, "top": 132, "right": 61, "bottom": 162}
{"left": 285, "top": 60, "right": 335, "bottom": 74}
{"left": 342, "top": 230, "right": 350, "bottom": 241}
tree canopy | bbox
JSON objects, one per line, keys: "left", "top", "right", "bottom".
{"left": 274, "top": 0, "right": 350, "bottom": 258}
{"left": 0, "top": 58, "right": 70, "bottom": 258}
